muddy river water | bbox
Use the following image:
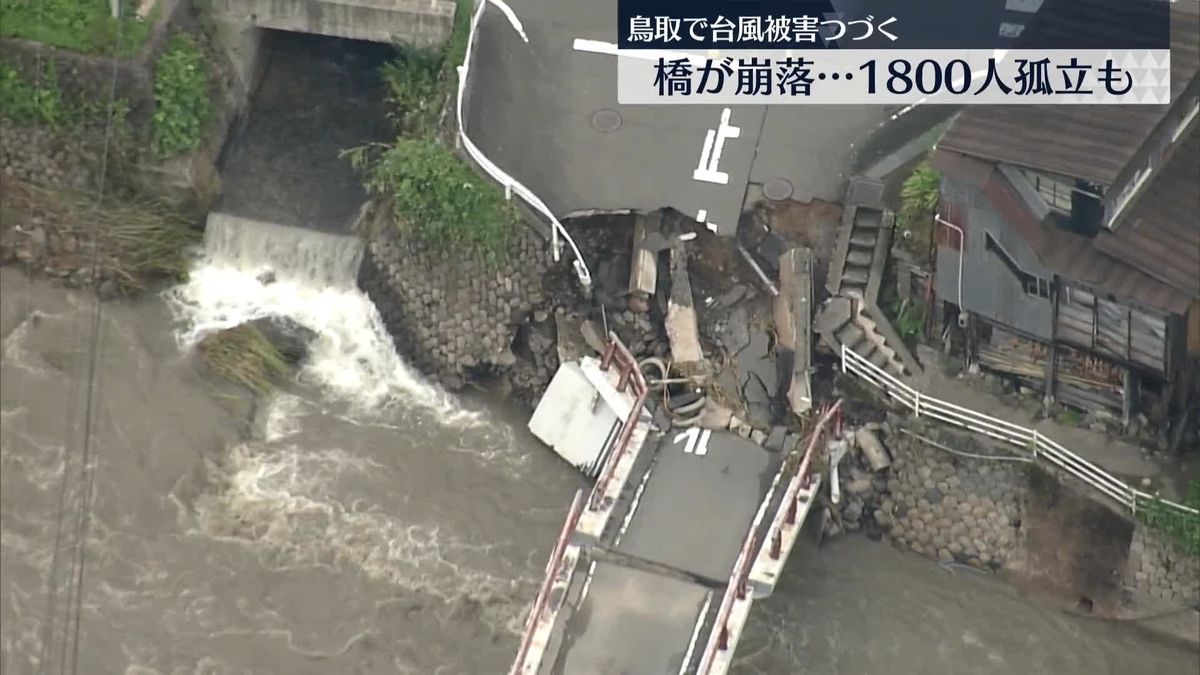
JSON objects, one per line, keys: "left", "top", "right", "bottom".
{"left": 2, "top": 228, "right": 1197, "bottom": 674}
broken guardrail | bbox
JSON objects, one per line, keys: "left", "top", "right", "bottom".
{"left": 588, "top": 333, "right": 650, "bottom": 512}
{"left": 510, "top": 334, "right": 651, "bottom": 674}
{"left": 697, "top": 400, "right": 844, "bottom": 674}
{"left": 510, "top": 488, "right": 585, "bottom": 675}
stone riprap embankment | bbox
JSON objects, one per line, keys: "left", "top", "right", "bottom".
{"left": 831, "top": 416, "right": 1026, "bottom": 571}
{"left": 1126, "top": 526, "right": 1200, "bottom": 607}
{"left": 833, "top": 408, "right": 1200, "bottom": 623}
{"left": 881, "top": 430, "right": 1025, "bottom": 569}
{"left": 1, "top": 122, "right": 104, "bottom": 192}
{"left": 357, "top": 209, "right": 555, "bottom": 393}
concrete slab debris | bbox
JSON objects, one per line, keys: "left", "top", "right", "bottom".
{"left": 665, "top": 243, "right": 704, "bottom": 366}
{"left": 775, "top": 247, "right": 814, "bottom": 415}
{"left": 528, "top": 360, "right": 623, "bottom": 476}
{"left": 855, "top": 428, "right": 892, "bottom": 472}
{"left": 629, "top": 213, "right": 659, "bottom": 302}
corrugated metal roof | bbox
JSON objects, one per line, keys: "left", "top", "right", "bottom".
{"left": 1094, "top": 128, "right": 1200, "bottom": 301}
{"left": 936, "top": 1, "right": 1199, "bottom": 186}
{"left": 937, "top": 156, "right": 1195, "bottom": 314}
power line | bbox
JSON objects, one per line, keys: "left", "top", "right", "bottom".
{"left": 33, "top": 3, "right": 126, "bottom": 673}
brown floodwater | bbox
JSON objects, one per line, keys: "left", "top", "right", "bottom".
{"left": 2, "top": 225, "right": 1197, "bottom": 675}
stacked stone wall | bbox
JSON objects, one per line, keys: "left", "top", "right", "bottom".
{"left": 836, "top": 420, "right": 1026, "bottom": 570}
{"left": 0, "top": 122, "right": 106, "bottom": 192}
{"left": 358, "top": 209, "right": 554, "bottom": 391}
{"left": 1126, "top": 526, "right": 1200, "bottom": 607}
{"left": 882, "top": 432, "right": 1025, "bottom": 569}
{"left": 835, "top": 411, "right": 1199, "bottom": 621}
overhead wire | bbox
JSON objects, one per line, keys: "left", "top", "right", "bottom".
{"left": 33, "top": 3, "right": 126, "bottom": 673}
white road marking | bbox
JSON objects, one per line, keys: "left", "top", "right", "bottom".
{"left": 572, "top": 38, "right": 705, "bottom": 63}
{"left": 672, "top": 428, "right": 711, "bottom": 456}
{"left": 674, "top": 427, "right": 700, "bottom": 454}
{"left": 485, "top": 0, "right": 529, "bottom": 43}
{"left": 571, "top": 39, "right": 737, "bottom": 235}
{"left": 1005, "top": 0, "right": 1043, "bottom": 12}
{"left": 693, "top": 108, "right": 740, "bottom": 185}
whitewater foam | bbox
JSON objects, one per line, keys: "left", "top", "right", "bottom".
{"left": 193, "top": 442, "right": 528, "bottom": 631}
{"left": 167, "top": 213, "right": 479, "bottom": 423}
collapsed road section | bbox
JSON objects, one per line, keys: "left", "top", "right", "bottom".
{"left": 513, "top": 334, "right": 845, "bottom": 675}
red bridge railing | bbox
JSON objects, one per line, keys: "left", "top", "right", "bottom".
{"left": 764, "top": 400, "right": 843, "bottom": 563}
{"left": 696, "top": 399, "right": 844, "bottom": 674}
{"left": 510, "top": 488, "right": 586, "bottom": 675}
{"left": 589, "top": 333, "right": 649, "bottom": 511}
{"left": 510, "top": 334, "right": 650, "bottom": 674}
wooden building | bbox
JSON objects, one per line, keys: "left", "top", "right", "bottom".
{"left": 927, "top": 1, "right": 1200, "bottom": 440}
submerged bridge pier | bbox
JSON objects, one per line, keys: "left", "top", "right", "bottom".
{"left": 515, "top": 336, "right": 844, "bottom": 675}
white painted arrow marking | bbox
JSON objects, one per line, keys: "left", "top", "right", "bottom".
{"left": 674, "top": 427, "right": 700, "bottom": 454}
{"left": 672, "top": 428, "right": 712, "bottom": 456}
{"left": 693, "top": 108, "right": 740, "bottom": 185}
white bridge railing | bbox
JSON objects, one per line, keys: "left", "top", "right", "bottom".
{"left": 456, "top": 0, "right": 593, "bottom": 289}
{"left": 840, "top": 345, "right": 1199, "bottom": 518}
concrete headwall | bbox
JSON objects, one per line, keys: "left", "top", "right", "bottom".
{"left": 210, "top": 0, "right": 456, "bottom": 47}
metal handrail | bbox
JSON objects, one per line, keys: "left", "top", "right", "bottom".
{"left": 510, "top": 489, "right": 586, "bottom": 675}
{"left": 840, "top": 345, "right": 1198, "bottom": 517}
{"left": 588, "top": 333, "right": 649, "bottom": 511}
{"left": 762, "top": 401, "right": 843, "bottom": 561}
{"left": 697, "top": 401, "right": 844, "bottom": 674}
{"left": 695, "top": 532, "right": 758, "bottom": 675}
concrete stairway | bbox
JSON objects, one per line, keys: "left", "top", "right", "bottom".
{"left": 818, "top": 297, "right": 911, "bottom": 378}
{"left": 818, "top": 177, "right": 923, "bottom": 381}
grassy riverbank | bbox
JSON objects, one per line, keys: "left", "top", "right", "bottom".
{"left": 1, "top": 178, "right": 199, "bottom": 293}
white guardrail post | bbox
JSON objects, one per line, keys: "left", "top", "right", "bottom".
{"left": 458, "top": 0, "right": 593, "bottom": 290}
{"left": 913, "top": 389, "right": 921, "bottom": 418}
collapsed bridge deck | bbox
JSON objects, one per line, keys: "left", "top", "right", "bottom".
{"left": 514, "top": 337, "right": 843, "bottom": 675}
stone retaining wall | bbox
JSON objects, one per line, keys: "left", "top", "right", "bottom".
{"left": 839, "top": 420, "right": 1025, "bottom": 570}
{"left": 835, "top": 411, "right": 1199, "bottom": 617}
{"left": 0, "top": 122, "right": 107, "bottom": 191}
{"left": 884, "top": 431, "right": 1025, "bottom": 569}
{"left": 1126, "top": 526, "right": 1200, "bottom": 607}
{"left": 357, "top": 203, "right": 555, "bottom": 391}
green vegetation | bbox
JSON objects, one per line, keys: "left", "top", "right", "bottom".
{"left": 0, "top": 63, "right": 65, "bottom": 126}
{"left": 347, "top": 138, "right": 516, "bottom": 260}
{"left": 0, "top": 0, "right": 153, "bottom": 56}
{"left": 897, "top": 162, "right": 941, "bottom": 261}
{"left": 889, "top": 296, "right": 926, "bottom": 342}
{"left": 1055, "top": 408, "right": 1083, "bottom": 426}
{"left": 7, "top": 179, "right": 200, "bottom": 292}
{"left": 198, "top": 324, "right": 291, "bottom": 395}
{"left": 348, "top": 0, "right": 515, "bottom": 261}
{"left": 379, "top": 49, "right": 442, "bottom": 137}
{"left": 0, "top": 62, "right": 130, "bottom": 132}
{"left": 1136, "top": 481, "right": 1200, "bottom": 557}
{"left": 152, "top": 33, "right": 211, "bottom": 158}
